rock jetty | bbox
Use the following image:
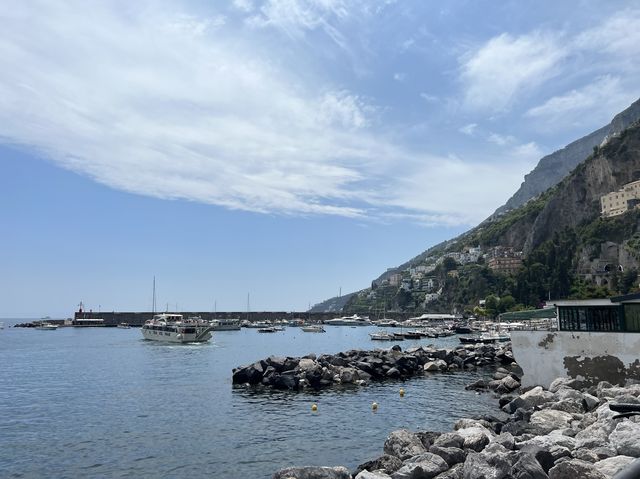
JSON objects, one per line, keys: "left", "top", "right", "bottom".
{"left": 232, "top": 343, "right": 518, "bottom": 391}
{"left": 272, "top": 378, "right": 640, "bottom": 479}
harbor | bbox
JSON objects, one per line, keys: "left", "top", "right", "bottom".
{"left": 0, "top": 320, "right": 501, "bottom": 479}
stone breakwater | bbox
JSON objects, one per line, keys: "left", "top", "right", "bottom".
{"left": 232, "top": 343, "right": 519, "bottom": 391}
{"left": 272, "top": 378, "right": 640, "bottom": 479}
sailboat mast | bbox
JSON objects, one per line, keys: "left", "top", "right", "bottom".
{"left": 152, "top": 276, "right": 156, "bottom": 315}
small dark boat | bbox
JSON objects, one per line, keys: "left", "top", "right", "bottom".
{"left": 455, "top": 325, "right": 473, "bottom": 334}
{"left": 459, "top": 335, "right": 496, "bottom": 344}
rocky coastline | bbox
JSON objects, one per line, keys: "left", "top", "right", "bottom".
{"left": 232, "top": 343, "right": 519, "bottom": 392}
{"left": 272, "top": 377, "right": 640, "bottom": 479}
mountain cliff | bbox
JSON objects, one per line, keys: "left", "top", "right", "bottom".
{"left": 495, "top": 98, "right": 640, "bottom": 215}
{"left": 317, "top": 98, "right": 640, "bottom": 314}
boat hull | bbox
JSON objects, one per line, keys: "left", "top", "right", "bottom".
{"left": 141, "top": 327, "right": 211, "bottom": 343}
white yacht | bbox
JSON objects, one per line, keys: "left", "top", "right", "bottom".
{"left": 210, "top": 318, "right": 241, "bottom": 331}
{"left": 117, "top": 322, "right": 131, "bottom": 329}
{"left": 141, "top": 313, "right": 213, "bottom": 343}
{"left": 324, "top": 314, "right": 372, "bottom": 326}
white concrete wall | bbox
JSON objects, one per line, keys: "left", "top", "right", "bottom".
{"left": 511, "top": 330, "right": 640, "bottom": 388}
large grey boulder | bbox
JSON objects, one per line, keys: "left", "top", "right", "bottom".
{"left": 548, "top": 459, "right": 607, "bottom": 479}
{"left": 504, "top": 387, "right": 555, "bottom": 414}
{"left": 462, "top": 433, "right": 489, "bottom": 452}
{"left": 355, "top": 471, "right": 392, "bottom": 479}
{"left": 391, "top": 453, "right": 448, "bottom": 479}
{"left": 273, "top": 466, "right": 352, "bottom": 479}
{"left": 519, "top": 430, "right": 576, "bottom": 451}
{"left": 582, "top": 393, "right": 600, "bottom": 412}
{"left": 355, "top": 455, "right": 403, "bottom": 475}
{"left": 609, "top": 421, "right": 640, "bottom": 457}
{"left": 433, "top": 433, "right": 464, "bottom": 449}
{"left": 497, "top": 375, "right": 521, "bottom": 393}
{"left": 593, "top": 455, "right": 636, "bottom": 478}
{"left": 384, "top": 430, "right": 428, "bottom": 460}
{"left": 433, "top": 463, "right": 463, "bottom": 479}
{"left": 492, "top": 432, "right": 515, "bottom": 450}
{"left": 529, "top": 410, "right": 574, "bottom": 435}
{"left": 574, "top": 422, "right": 613, "bottom": 450}
{"left": 511, "top": 453, "right": 549, "bottom": 479}
{"left": 428, "top": 446, "right": 466, "bottom": 467}
{"left": 462, "top": 451, "right": 511, "bottom": 479}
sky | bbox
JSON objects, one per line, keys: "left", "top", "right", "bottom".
{"left": 1, "top": 0, "right": 639, "bottom": 317}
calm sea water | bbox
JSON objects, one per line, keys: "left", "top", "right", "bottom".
{"left": 0, "top": 321, "right": 501, "bottom": 478}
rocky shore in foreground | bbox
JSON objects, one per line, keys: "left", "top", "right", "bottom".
{"left": 232, "top": 343, "right": 519, "bottom": 391}
{"left": 273, "top": 378, "right": 640, "bottom": 479}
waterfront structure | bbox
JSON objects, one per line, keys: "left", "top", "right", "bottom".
{"left": 72, "top": 317, "right": 105, "bottom": 327}
{"left": 141, "top": 313, "right": 213, "bottom": 343}
{"left": 511, "top": 293, "right": 640, "bottom": 388}
{"left": 600, "top": 179, "right": 640, "bottom": 217}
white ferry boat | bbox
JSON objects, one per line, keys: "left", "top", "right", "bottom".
{"left": 324, "top": 314, "right": 372, "bottom": 326}
{"left": 141, "top": 313, "right": 213, "bottom": 343}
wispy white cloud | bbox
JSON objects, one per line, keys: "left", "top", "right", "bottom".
{"left": 393, "top": 72, "right": 406, "bottom": 82}
{"left": 459, "top": 123, "right": 477, "bottom": 136}
{"left": 420, "top": 93, "right": 438, "bottom": 103}
{"left": 460, "top": 31, "right": 567, "bottom": 112}
{"left": 232, "top": 0, "right": 255, "bottom": 13}
{"left": 246, "top": 0, "right": 349, "bottom": 36}
{"left": 575, "top": 9, "right": 640, "bottom": 60}
{"left": 525, "top": 75, "right": 638, "bottom": 128}
{"left": 487, "top": 133, "right": 516, "bottom": 146}
{"left": 0, "top": 0, "right": 537, "bottom": 227}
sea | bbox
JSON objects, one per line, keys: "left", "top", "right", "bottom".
{"left": 0, "top": 320, "right": 502, "bottom": 478}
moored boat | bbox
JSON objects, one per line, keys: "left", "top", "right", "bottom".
{"left": 257, "top": 327, "right": 278, "bottom": 333}
{"left": 141, "top": 313, "right": 213, "bottom": 343}
{"left": 369, "top": 330, "right": 395, "bottom": 341}
{"left": 300, "top": 325, "right": 325, "bottom": 333}
{"left": 324, "top": 314, "right": 372, "bottom": 326}
{"left": 459, "top": 335, "right": 496, "bottom": 344}
{"left": 117, "top": 322, "right": 131, "bottom": 329}
{"left": 35, "top": 322, "right": 58, "bottom": 330}
{"left": 210, "top": 318, "right": 241, "bottom": 331}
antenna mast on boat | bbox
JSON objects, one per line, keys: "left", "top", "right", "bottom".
{"left": 246, "top": 293, "right": 250, "bottom": 321}
{"left": 152, "top": 276, "right": 156, "bottom": 315}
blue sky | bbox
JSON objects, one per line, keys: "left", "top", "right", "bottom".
{"left": 1, "top": 0, "right": 639, "bottom": 317}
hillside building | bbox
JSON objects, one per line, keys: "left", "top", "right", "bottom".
{"left": 487, "top": 255, "right": 523, "bottom": 275}
{"left": 600, "top": 179, "right": 640, "bottom": 217}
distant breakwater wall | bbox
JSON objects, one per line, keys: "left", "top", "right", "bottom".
{"left": 73, "top": 311, "right": 415, "bottom": 327}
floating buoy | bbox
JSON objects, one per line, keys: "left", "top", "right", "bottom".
{"left": 311, "top": 403, "right": 318, "bottom": 412}
{"left": 399, "top": 388, "right": 405, "bottom": 397}
{"left": 372, "top": 402, "right": 378, "bottom": 411}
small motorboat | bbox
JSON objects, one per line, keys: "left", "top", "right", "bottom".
{"left": 35, "top": 322, "right": 58, "bottom": 330}
{"left": 403, "top": 331, "right": 423, "bottom": 339}
{"left": 369, "top": 330, "right": 394, "bottom": 341}
{"left": 117, "top": 323, "right": 131, "bottom": 329}
{"left": 257, "top": 327, "right": 278, "bottom": 333}
{"left": 300, "top": 325, "right": 325, "bottom": 333}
